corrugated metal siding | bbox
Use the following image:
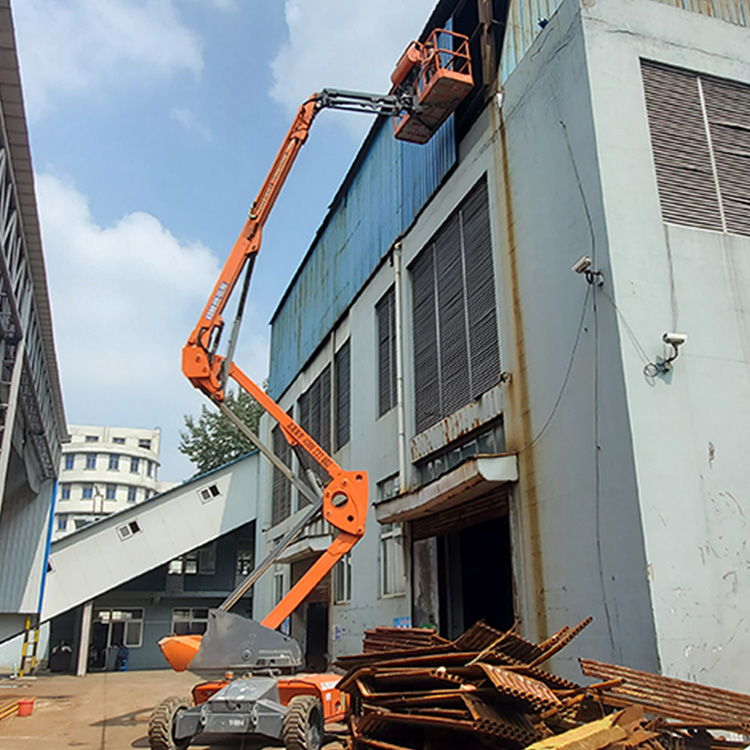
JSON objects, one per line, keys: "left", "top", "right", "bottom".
{"left": 269, "top": 118, "right": 456, "bottom": 399}
{"left": 499, "top": 0, "right": 748, "bottom": 84}
{"left": 500, "top": 0, "right": 564, "bottom": 82}
{"left": 651, "top": 0, "right": 748, "bottom": 25}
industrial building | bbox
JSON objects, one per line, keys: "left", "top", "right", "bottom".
{"left": 53, "top": 424, "right": 173, "bottom": 540}
{"left": 251, "top": 0, "right": 750, "bottom": 693}
{"left": 0, "top": 1, "right": 67, "bottom": 644}
{"left": 42, "top": 452, "right": 260, "bottom": 673}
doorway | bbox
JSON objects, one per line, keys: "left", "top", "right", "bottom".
{"left": 437, "top": 515, "right": 514, "bottom": 639}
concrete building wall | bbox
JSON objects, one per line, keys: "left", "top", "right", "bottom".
{"left": 581, "top": 0, "right": 750, "bottom": 686}
{"left": 256, "top": 0, "right": 750, "bottom": 687}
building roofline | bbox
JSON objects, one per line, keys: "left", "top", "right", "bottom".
{"left": 0, "top": 3, "right": 67, "bottom": 438}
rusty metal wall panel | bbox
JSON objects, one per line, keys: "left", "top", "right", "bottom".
{"left": 500, "top": 0, "right": 564, "bottom": 82}
{"left": 269, "top": 119, "right": 456, "bottom": 399}
{"left": 652, "top": 0, "right": 749, "bottom": 25}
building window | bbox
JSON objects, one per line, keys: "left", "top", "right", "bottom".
{"left": 64, "top": 454, "right": 74, "bottom": 470}
{"left": 127, "top": 486, "right": 137, "bottom": 503}
{"left": 172, "top": 607, "right": 209, "bottom": 636}
{"left": 85, "top": 453, "right": 96, "bottom": 470}
{"left": 377, "top": 474, "right": 400, "bottom": 502}
{"left": 57, "top": 514, "right": 67, "bottom": 531}
{"left": 95, "top": 608, "right": 144, "bottom": 648}
{"left": 410, "top": 176, "right": 500, "bottom": 434}
{"left": 271, "top": 416, "right": 293, "bottom": 526}
{"left": 85, "top": 435, "right": 98, "bottom": 442}
{"left": 60, "top": 484, "right": 71, "bottom": 501}
{"left": 236, "top": 545, "right": 254, "bottom": 579}
{"left": 130, "top": 457, "right": 139, "bottom": 473}
{"left": 109, "top": 454, "right": 119, "bottom": 471}
{"left": 117, "top": 520, "right": 142, "bottom": 540}
{"left": 333, "top": 553, "right": 352, "bottom": 604}
{"left": 642, "top": 60, "right": 750, "bottom": 236}
{"left": 380, "top": 523, "right": 405, "bottom": 597}
{"left": 179, "top": 543, "right": 217, "bottom": 575}
{"left": 82, "top": 484, "right": 93, "bottom": 500}
{"left": 334, "top": 339, "right": 351, "bottom": 450}
{"left": 139, "top": 438, "right": 152, "bottom": 450}
{"left": 297, "top": 365, "right": 332, "bottom": 494}
{"left": 376, "top": 286, "right": 397, "bottom": 417}
{"left": 273, "top": 566, "right": 285, "bottom": 605}
{"left": 106, "top": 484, "right": 117, "bottom": 500}
{"left": 113, "top": 437, "right": 125, "bottom": 445}
{"left": 146, "top": 460, "right": 153, "bottom": 477}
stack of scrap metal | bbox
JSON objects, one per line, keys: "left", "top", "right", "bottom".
{"left": 362, "top": 627, "right": 451, "bottom": 653}
{"left": 336, "top": 618, "right": 750, "bottom": 750}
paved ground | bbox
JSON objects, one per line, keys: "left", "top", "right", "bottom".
{"left": 0, "top": 671, "right": 347, "bottom": 749}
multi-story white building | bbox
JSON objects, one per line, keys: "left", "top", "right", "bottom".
{"left": 53, "top": 425, "right": 168, "bottom": 539}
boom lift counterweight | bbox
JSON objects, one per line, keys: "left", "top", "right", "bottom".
{"left": 149, "top": 28, "right": 473, "bottom": 750}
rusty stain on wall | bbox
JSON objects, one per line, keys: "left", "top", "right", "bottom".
{"left": 495, "top": 105, "right": 548, "bottom": 642}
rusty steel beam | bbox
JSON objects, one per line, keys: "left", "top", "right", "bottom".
{"left": 580, "top": 659, "right": 750, "bottom": 727}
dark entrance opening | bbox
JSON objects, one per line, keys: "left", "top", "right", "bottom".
{"left": 437, "top": 514, "right": 514, "bottom": 639}
{"left": 305, "top": 600, "right": 329, "bottom": 672}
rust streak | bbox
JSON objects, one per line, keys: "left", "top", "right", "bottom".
{"left": 495, "top": 105, "right": 547, "bottom": 640}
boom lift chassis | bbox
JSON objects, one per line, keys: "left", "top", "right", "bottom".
{"left": 148, "top": 29, "right": 473, "bottom": 750}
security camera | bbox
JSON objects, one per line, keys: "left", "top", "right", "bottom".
{"left": 571, "top": 255, "right": 592, "bottom": 274}
{"left": 663, "top": 332, "right": 687, "bottom": 347}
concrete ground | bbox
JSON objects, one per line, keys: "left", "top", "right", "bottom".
{"left": 0, "top": 671, "right": 347, "bottom": 749}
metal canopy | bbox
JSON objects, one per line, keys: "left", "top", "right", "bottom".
{"left": 375, "top": 453, "right": 518, "bottom": 525}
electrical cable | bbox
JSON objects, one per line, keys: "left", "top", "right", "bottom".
{"left": 521, "top": 284, "right": 591, "bottom": 452}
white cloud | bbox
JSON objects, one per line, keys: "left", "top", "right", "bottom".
{"left": 37, "top": 173, "right": 269, "bottom": 479}
{"left": 270, "top": 0, "right": 438, "bottom": 138}
{"left": 13, "top": 0, "right": 204, "bottom": 120}
{"left": 171, "top": 106, "right": 213, "bottom": 143}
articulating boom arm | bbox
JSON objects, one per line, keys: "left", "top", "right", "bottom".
{"left": 165, "top": 31, "right": 473, "bottom": 672}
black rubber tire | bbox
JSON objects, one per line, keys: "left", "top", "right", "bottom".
{"left": 148, "top": 695, "right": 192, "bottom": 750}
{"left": 282, "top": 695, "right": 324, "bottom": 750}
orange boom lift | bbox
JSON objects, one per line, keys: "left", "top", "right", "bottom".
{"left": 149, "top": 28, "right": 473, "bottom": 750}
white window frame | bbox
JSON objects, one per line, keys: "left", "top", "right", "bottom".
{"left": 95, "top": 607, "right": 144, "bottom": 648}
{"left": 333, "top": 553, "right": 352, "bottom": 604}
{"left": 171, "top": 607, "right": 209, "bottom": 636}
{"left": 380, "top": 523, "right": 406, "bottom": 598}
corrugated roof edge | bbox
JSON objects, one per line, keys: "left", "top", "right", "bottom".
{"left": 269, "top": 0, "right": 455, "bottom": 326}
{"left": 51, "top": 449, "right": 260, "bottom": 550}
{"left": 0, "top": 3, "right": 67, "bottom": 438}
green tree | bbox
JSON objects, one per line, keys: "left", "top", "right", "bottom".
{"left": 179, "top": 388, "right": 264, "bottom": 475}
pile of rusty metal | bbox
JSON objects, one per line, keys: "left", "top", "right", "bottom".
{"left": 335, "top": 618, "right": 750, "bottom": 750}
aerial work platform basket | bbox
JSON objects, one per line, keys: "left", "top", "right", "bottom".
{"left": 391, "top": 28, "right": 473, "bottom": 145}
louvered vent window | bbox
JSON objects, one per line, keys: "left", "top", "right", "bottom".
{"left": 297, "top": 364, "right": 332, "bottom": 498}
{"left": 376, "top": 287, "right": 397, "bottom": 417}
{"left": 335, "top": 340, "right": 351, "bottom": 450}
{"left": 410, "top": 175, "right": 500, "bottom": 435}
{"left": 642, "top": 60, "right": 750, "bottom": 236}
{"left": 271, "top": 417, "right": 292, "bottom": 526}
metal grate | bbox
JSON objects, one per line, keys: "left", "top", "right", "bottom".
{"left": 334, "top": 339, "right": 351, "bottom": 449}
{"left": 411, "top": 175, "right": 500, "bottom": 434}
{"left": 642, "top": 60, "right": 750, "bottom": 237}
{"left": 376, "top": 287, "right": 397, "bottom": 417}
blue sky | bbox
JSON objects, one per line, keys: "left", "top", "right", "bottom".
{"left": 13, "top": 0, "right": 436, "bottom": 480}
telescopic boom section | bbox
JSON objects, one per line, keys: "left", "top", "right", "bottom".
{"left": 182, "top": 96, "right": 319, "bottom": 402}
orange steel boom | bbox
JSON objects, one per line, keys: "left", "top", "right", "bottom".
{"left": 167, "top": 31, "right": 473, "bottom": 674}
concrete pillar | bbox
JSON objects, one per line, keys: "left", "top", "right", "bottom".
{"left": 76, "top": 601, "right": 93, "bottom": 677}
